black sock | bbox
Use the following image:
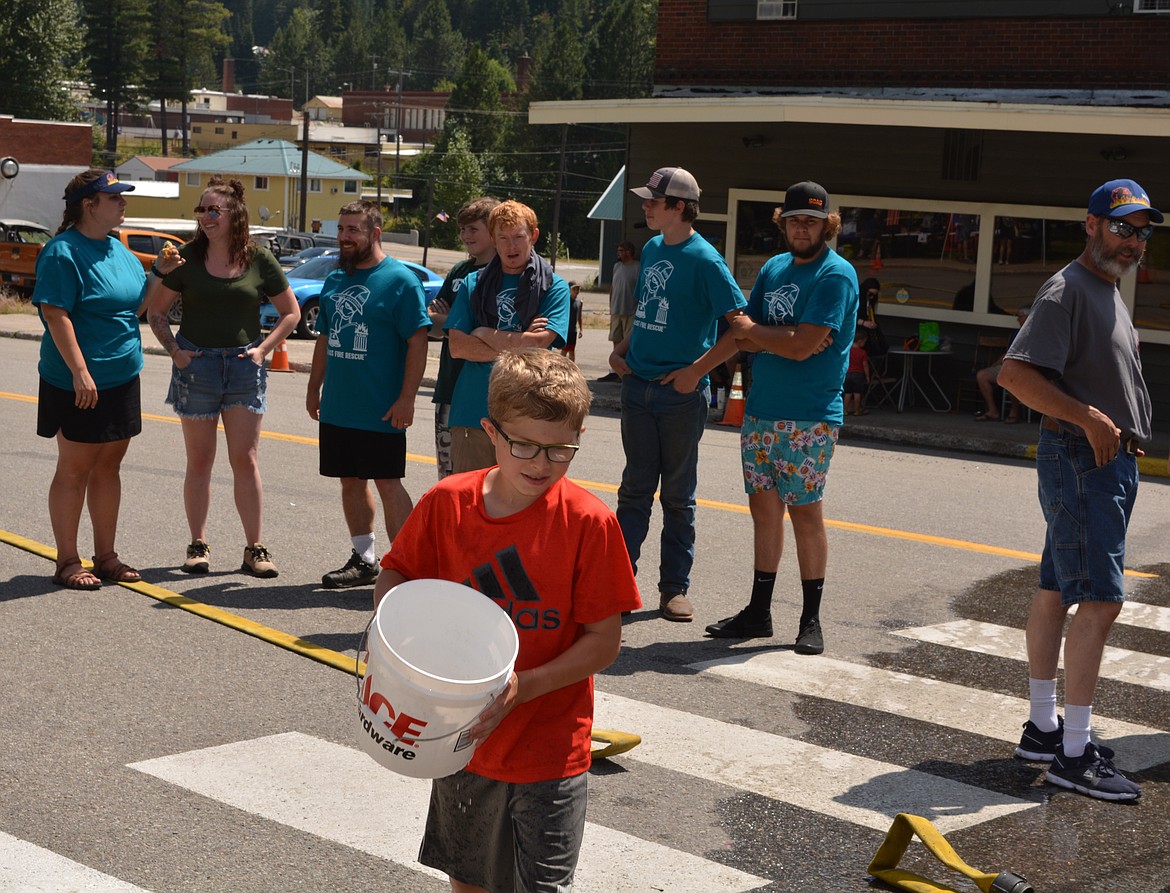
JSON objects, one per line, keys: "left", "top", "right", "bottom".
{"left": 799, "top": 578, "right": 824, "bottom": 628}
{"left": 746, "top": 570, "right": 777, "bottom": 617}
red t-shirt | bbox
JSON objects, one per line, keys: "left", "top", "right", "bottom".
{"left": 380, "top": 469, "right": 641, "bottom": 783}
{"left": 848, "top": 344, "right": 868, "bottom": 374}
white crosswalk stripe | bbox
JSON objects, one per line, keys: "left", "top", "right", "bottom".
{"left": 690, "top": 650, "right": 1170, "bottom": 771}
{"left": 894, "top": 618, "right": 1170, "bottom": 693}
{"left": 129, "top": 731, "right": 770, "bottom": 893}
{"left": 0, "top": 831, "right": 155, "bottom": 893}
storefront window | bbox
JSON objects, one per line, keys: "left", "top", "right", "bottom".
{"left": 1135, "top": 231, "right": 1170, "bottom": 333}
{"left": 988, "top": 217, "right": 1087, "bottom": 316}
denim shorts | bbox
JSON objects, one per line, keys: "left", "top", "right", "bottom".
{"left": 1036, "top": 427, "right": 1138, "bottom": 606}
{"left": 420, "top": 769, "right": 588, "bottom": 893}
{"left": 741, "top": 416, "right": 838, "bottom": 504}
{"left": 165, "top": 334, "right": 267, "bottom": 419}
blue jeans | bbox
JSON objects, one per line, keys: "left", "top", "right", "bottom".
{"left": 1036, "top": 427, "right": 1137, "bottom": 605}
{"left": 617, "top": 375, "right": 710, "bottom": 595}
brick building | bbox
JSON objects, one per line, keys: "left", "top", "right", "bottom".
{"left": 532, "top": 0, "right": 1170, "bottom": 412}
{"left": 0, "top": 116, "right": 92, "bottom": 166}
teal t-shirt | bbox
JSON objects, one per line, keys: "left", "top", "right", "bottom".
{"left": 32, "top": 228, "right": 145, "bottom": 391}
{"left": 744, "top": 248, "right": 859, "bottom": 425}
{"left": 626, "top": 232, "right": 746, "bottom": 388}
{"left": 318, "top": 258, "right": 431, "bottom": 433}
{"left": 444, "top": 269, "right": 570, "bottom": 429}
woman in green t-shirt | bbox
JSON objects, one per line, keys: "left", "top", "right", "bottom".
{"left": 146, "top": 176, "right": 300, "bottom": 579}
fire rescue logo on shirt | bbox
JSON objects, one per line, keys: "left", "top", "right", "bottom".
{"left": 327, "top": 285, "right": 371, "bottom": 354}
{"left": 495, "top": 286, "right": 520, "bottom": 331}
{"left": 764, "top": 284, "right": 799, "bottom": 325}
{"left": 635, "top": 260, "right": 674, "bottom": 330}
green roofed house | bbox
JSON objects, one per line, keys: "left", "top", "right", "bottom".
{"left": 169, "top": 138, "right": 370, "bottom": 233}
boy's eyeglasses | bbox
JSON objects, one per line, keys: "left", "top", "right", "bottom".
{"left": 488, "top": 417, "right": 579, "bottom": 463}
{"left": 1105, "top": 218, "right": 1154, "bottom": 242}
{"left": 194, "top": 205, "right": 224, "bottom": 219}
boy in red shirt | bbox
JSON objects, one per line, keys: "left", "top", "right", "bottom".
{"left": 843, "top": 328, "right": 871, "bottom": 416}
{"left": 374, "top": 349, "right": 640, "bottom": 893}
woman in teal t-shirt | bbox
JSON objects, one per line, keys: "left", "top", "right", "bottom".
{"left": 32, "top": 169, "right": 163, "bottom": 590}
{"left": 145, "top": 176, "right": 299, "bottom": 579}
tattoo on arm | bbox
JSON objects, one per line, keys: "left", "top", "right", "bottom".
{"left": 148, "top": 312, "right": 180, "bottom": 356}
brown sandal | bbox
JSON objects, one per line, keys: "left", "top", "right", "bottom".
{"left": 92, "top": 551, "right": 142, "bottom": 584}
{"left": 53, "top": 556, "right": 102, "bottom": 590}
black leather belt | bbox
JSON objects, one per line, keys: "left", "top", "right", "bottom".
{"left": 1041, "top": 416, "right": 1140, "bottom": 454}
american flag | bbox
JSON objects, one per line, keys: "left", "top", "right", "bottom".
{"left": 435, "top": 210, "right": 449, "bottom": 223}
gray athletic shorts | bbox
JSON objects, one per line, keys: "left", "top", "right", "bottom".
{"left": 419, "top": 768, "right": 588, "bottom": 893}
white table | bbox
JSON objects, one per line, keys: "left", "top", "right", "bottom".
{"left": 887, "top": 348, "right": 953, "bottom": 413}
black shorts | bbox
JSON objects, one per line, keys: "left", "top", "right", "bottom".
{"left": 318, "top": 421, "right": 406, "bottom": 479}
{"left": 37, "top": 376, "right": 142, "bottom": 443}
{"left": 843, "top": 371, "right": 867, "bottom": 396}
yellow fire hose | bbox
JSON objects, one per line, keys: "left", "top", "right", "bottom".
{"left": 868, "top": 813, "right": 1033, "bottom": 893}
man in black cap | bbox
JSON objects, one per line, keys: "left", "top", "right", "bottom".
{"left": 999, "top": 178, "right": 1161, "bottom": 801}
{"left": 610, "top": 167, "right": 747, "bottom": 622}
{"left": 698, "top": 181, "right": 857, "bottom": 655}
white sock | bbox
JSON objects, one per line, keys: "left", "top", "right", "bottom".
{"left": 351, "top": 532, "right": 376, "bottom": 565}
{"left": 1028, "top": 678, "right": 1059, "bottom": 733}
{"left": 1063, "top": 704, "right": 1093, "bottom": 758}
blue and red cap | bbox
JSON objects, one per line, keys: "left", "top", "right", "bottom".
{"left": 64, "top": 171, "right": 135, "bottom": 205}
{"left": 1088, "top": 179, "right": 1163, "bottom": 224}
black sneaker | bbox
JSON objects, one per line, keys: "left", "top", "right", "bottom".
{"left": 322, "top": 550, "right": 378, "bottom": 589}
{"left": 794, "top": 617, "right": 824, "bottom": 655}
{"left": 595, "top": 372, "right": 621, "bottom": 383}
{"left": 705, "top": 609, "right": 773, "bottom": 639}
{"left": 1014, "top": 717, "right": 1063, "bottom": 762}
{"left": 1045, "top": 743, "right": 1141, "bottom": 801}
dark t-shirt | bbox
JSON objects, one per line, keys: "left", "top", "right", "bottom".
{"left": 1005, "top": 260, "right": 1151, "bottom": 441}
{"left": 432, "top": 257, "right": 485, "bottom": 405}
{"left": 163, "top": 244, "right": 288, "bottom": 347}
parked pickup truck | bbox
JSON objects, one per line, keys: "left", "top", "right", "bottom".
{"left": 0, "top": 219, "right": 52, "bottom": 293}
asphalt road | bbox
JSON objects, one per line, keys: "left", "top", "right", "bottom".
{"left": 2, "top": 337, "right": 1170, "bottom": 892}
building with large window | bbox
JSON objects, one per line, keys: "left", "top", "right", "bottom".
{"left": 531, "top": 0, "right": 1170, "bottom": 413}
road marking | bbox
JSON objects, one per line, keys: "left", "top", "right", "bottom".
{"left": 691, "top": 650, "right": 1170, "bottom": 772}
{"left": 593, "top": 691, "right": 1034, "bottom": 834}
{"left": 0, "top": 830, "right": 154, "bottom": 892}
{"left": 895, "top": 619, "right": 1170, "bottom": 694}
{"left": 0, "top": 389, "right": 1158, "bottom": 574}
{"left": 129, "top": 732, "right": 769, "bottom": 893}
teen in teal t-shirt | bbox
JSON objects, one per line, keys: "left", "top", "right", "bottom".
{"left": 626, "top": 232, "right": 746, "bottom": 388}
{"left": 317, "top": 258, "right": 431, "bottom": 433}
{"left": 444, "top": 270, "right": 570, "bottom": 429}
{"left": 32, "top": 227, "right": 146, "bottom": 391}
{"left": 745, "top": 248, "right": 858, "bottom": 425}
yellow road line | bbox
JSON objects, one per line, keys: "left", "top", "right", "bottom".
{"left": 1, "top": 390, "right": 1156, "bottom": 575}
{"left": 1, "top": 529, "right": 363, "bottom": 678}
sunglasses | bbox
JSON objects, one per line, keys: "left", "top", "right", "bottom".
{"left": 488, "top": 417, "right": 579, "bottom": 463}
{"left": 194, "top": 205, "right": 224, "bottom": 219}
{"left": 1105, "top": 218, "right": 1154, "bottom": 242}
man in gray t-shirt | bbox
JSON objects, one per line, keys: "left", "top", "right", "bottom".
{"left": 597, "top": 241, "right": 640, "bottom": 382}
{"left": 999, "top": 178, "right": 1160, "bottom": 802}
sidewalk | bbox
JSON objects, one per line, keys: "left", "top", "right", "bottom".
{"left": 4, "top": 308, "right": 1166, "bottom": 476}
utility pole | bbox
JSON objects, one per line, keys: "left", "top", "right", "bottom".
{"left": 549, "top": 124, "right": 568, "bottom": 270}
{"left": 422, "top": 176, "right": 435, "bottom": 269}
{"left": 299, "top": 112, "right": 309, "bottom": 233}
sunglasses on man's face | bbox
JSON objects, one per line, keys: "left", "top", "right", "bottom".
{"left": 194, "top": 205, "right": 224, "bottom": 219}
{"left": 1105, "top": 218, "right": 1154, "bottom": 242}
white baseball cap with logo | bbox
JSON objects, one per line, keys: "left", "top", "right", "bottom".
{"left": 630, "top": 167, "right": 702, "bottom": 201}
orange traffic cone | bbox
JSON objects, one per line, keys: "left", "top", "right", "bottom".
{"left": 870, "top": 243, "right": 883, "bottom": 271}
{"left": 269, "top": 340, "right": 292, "bottom": 372}
{"left": 718, "top": 365, "right": 745, "bottom": 427}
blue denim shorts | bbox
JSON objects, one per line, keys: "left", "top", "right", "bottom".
{"left": 165, "top": 334, "right": 268, "bottom": 419}
{"left": 1036, "top": 428, "right": 1138, "bottom": 606}
{"left": 741, "top": 416, "right": 838, "bottom": 504}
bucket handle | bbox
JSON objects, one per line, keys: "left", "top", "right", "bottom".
{"left": 357, "top": 615, "right": 499, "bottom": 745}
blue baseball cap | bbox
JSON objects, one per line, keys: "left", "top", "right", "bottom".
{"left": 1088, "top": 179, "right": 1163, "bottom": 224}
{"left": 64, "top": 171, "right": 135, "bottom": 205}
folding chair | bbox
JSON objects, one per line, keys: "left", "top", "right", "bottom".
{"left": 866, "top": 353, "right": 899, "bottom": 410}
{"left": 954, "top": 333, "right": 1009, "bottom": 414}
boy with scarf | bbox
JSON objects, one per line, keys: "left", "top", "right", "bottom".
{"left": 446, "top": 201, "right": 570, "bottom": 473}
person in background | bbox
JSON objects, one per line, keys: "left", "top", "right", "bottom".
{"left": 597, "top": 241, "right": 639, "bottom": 382}
{"left": 856, "top": 276, "right": 887, "bottom": 358}
{"left": 974, "top": 306, "right": 1029, "bottom": 423}
{"left": 147, "top": 176, "right": 300, "bottom": 578}
{"left": 560, "top": 280, "right": 584, "bottom": 363}
{"left": 999, "top": 178, "right": 1160, "bottom": 802}
{"left": 843, "top": 328, "right": 870, "bottom": 416}
{"left": 306, "top": 201, "right": 431, "bottom": 589}
{"left": 32, "top": 170, "right": 172, "bottom": 589}
{"left": 428, "top": 197, "right": 500, "bottom": 480}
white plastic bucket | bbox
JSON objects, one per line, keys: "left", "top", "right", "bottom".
{"left": 357, "top": 579, "right": 519, "bottom": 779}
